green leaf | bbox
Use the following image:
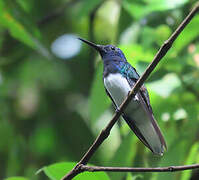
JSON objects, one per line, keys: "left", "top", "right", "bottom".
{"left": 123, "top": 0, "right": 188, "bottom": 19}
{"left": 4, "top": 177, "right": 29, "bottom": 180}
{"left": 119, "top": 44, "right": 154, "bottom": 65}
{"left": 16, "top": 0, "right": 32, "bottom": 13}
{"left": 94, "top": 0, "right": 120, "bottom": 42}
{"left": 18, "top": 57, "right": 70, "bottom": 90}
{"left": 143, "top": 0, "right": 188, "bottom": 11}
{"left": 89, "top": 62, "right": 111, "bottom": 124}
{"left": 108, "top": 133, "right": 136, "bottom": 180}
{"left": 29, "top": 125, "right": 57, "bottom": 157}
{"left": 181, "top": 142, "right": 199, "bottom": 180}
{"left": 157, "top": 139, "right": 188, "bottom": 180}
{"left": 122, "top": 0, "right": 147, "bottom": 20}
{"left": 126, "top": 174, "right": 143, "bottom": 180}
{"left": 155, "top": 25, "right": 172, "bottom": 46}
{"left": 173, "top": 14, "right": 199, "bottom": 53}
{"left": 39, "top": 162, "right": 110, "bottom": 180}
{"left": 0, "top": 2, "right": 35, "bottom": 48}
{"left": 147, "top": 73, "right": 181, "bottom": 98}
{"left": 76, "top": 0, "right": 101, "bottom": 18}
{"left": 0, "top": 1, "right": 50, "bottom": 58}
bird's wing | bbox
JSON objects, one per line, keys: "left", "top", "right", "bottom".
{"left": 124, "top": 65, "right": 167, "bottom": 154}
{"left": 104, "top": 72, "right": 155, "bottom": 151}
{"left": 137, "top": 89, "right": 167, "bottom": 149}
{"left": 105, "top": 88, "right": 117, "bottom": 109}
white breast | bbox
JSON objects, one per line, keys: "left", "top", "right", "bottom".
{"left": 104, "top": 73, "right": 132, "bottom": 107}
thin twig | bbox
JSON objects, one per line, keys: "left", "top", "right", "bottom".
{"left": 81, "top": 164, "right": 199, "bottom": 172}
{"left": 62, "top": 2, "right": 199, "bottom": 180}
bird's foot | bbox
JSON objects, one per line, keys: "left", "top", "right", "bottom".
{"left": 128, "top": 91, "right": 131, "bottom": 96}
{"left": 128, "top": 91, "right": 138, "bottom": 100}
{"left": 115, "top": 107, "right": 120, "bottom": 113}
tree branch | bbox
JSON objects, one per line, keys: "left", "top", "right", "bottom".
{"left": 62, "top": 2, "right": 199, "bottom": 180}
{"left": 80, "top": 164, "right": 199, "bottom": 172}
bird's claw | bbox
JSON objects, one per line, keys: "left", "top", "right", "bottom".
{"left": 128, "top": 91, "right": 131, "bottom": 96}
{"left": 115, "top": 107, "right": 120, "bottom": 113}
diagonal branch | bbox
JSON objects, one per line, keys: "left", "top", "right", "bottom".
{"left": 62, "top": 2, "right": 199, "bottom": 180}
{"left": 80, "top": 164, "right": 199, "bottom": 172}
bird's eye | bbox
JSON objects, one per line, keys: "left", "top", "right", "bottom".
{"left": 111, "top": 47, "right": 115, "bottom": 50}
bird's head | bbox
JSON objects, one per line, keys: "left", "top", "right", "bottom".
{"left": 78, "top": 38, "right": 127, "bottom": 62}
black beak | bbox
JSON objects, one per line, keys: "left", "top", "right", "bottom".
{"left": 78, "top": 37, "right": 104, "bottom": 53}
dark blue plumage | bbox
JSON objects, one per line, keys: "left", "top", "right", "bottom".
{"left": 79, "top": 38, "right": 167, "bottom": 155}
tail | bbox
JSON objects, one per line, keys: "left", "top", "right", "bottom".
{"left": 123, "top": 114, "right": 166, "bottom": 155}
{"left": 123, "top": 92, "right": 167, "bottom": 155}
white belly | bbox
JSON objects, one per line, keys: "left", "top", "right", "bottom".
{"left": 104, "top": 73, "right": 135, "bottom": 107}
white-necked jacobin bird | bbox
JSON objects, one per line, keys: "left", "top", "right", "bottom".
{"left": 79, "top": 38, "right": 167, "bottom": 155}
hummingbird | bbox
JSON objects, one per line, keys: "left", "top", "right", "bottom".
{"left": 79, "top": 38, "right": 167, "bottom": 155}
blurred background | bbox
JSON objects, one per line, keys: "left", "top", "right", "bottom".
{"left": 1, "top": 0, "right": 199, "bottom": 180}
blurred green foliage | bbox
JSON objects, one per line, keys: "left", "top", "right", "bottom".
{"left": 0, "top": 0, "right": 199, "bottom": 180}
{"left": 39, "top": 162, "right": 110, "bottom": 180}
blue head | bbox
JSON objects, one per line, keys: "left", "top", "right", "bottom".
{"left": 78, "top": 38, "right": 127, "bottom": 62}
